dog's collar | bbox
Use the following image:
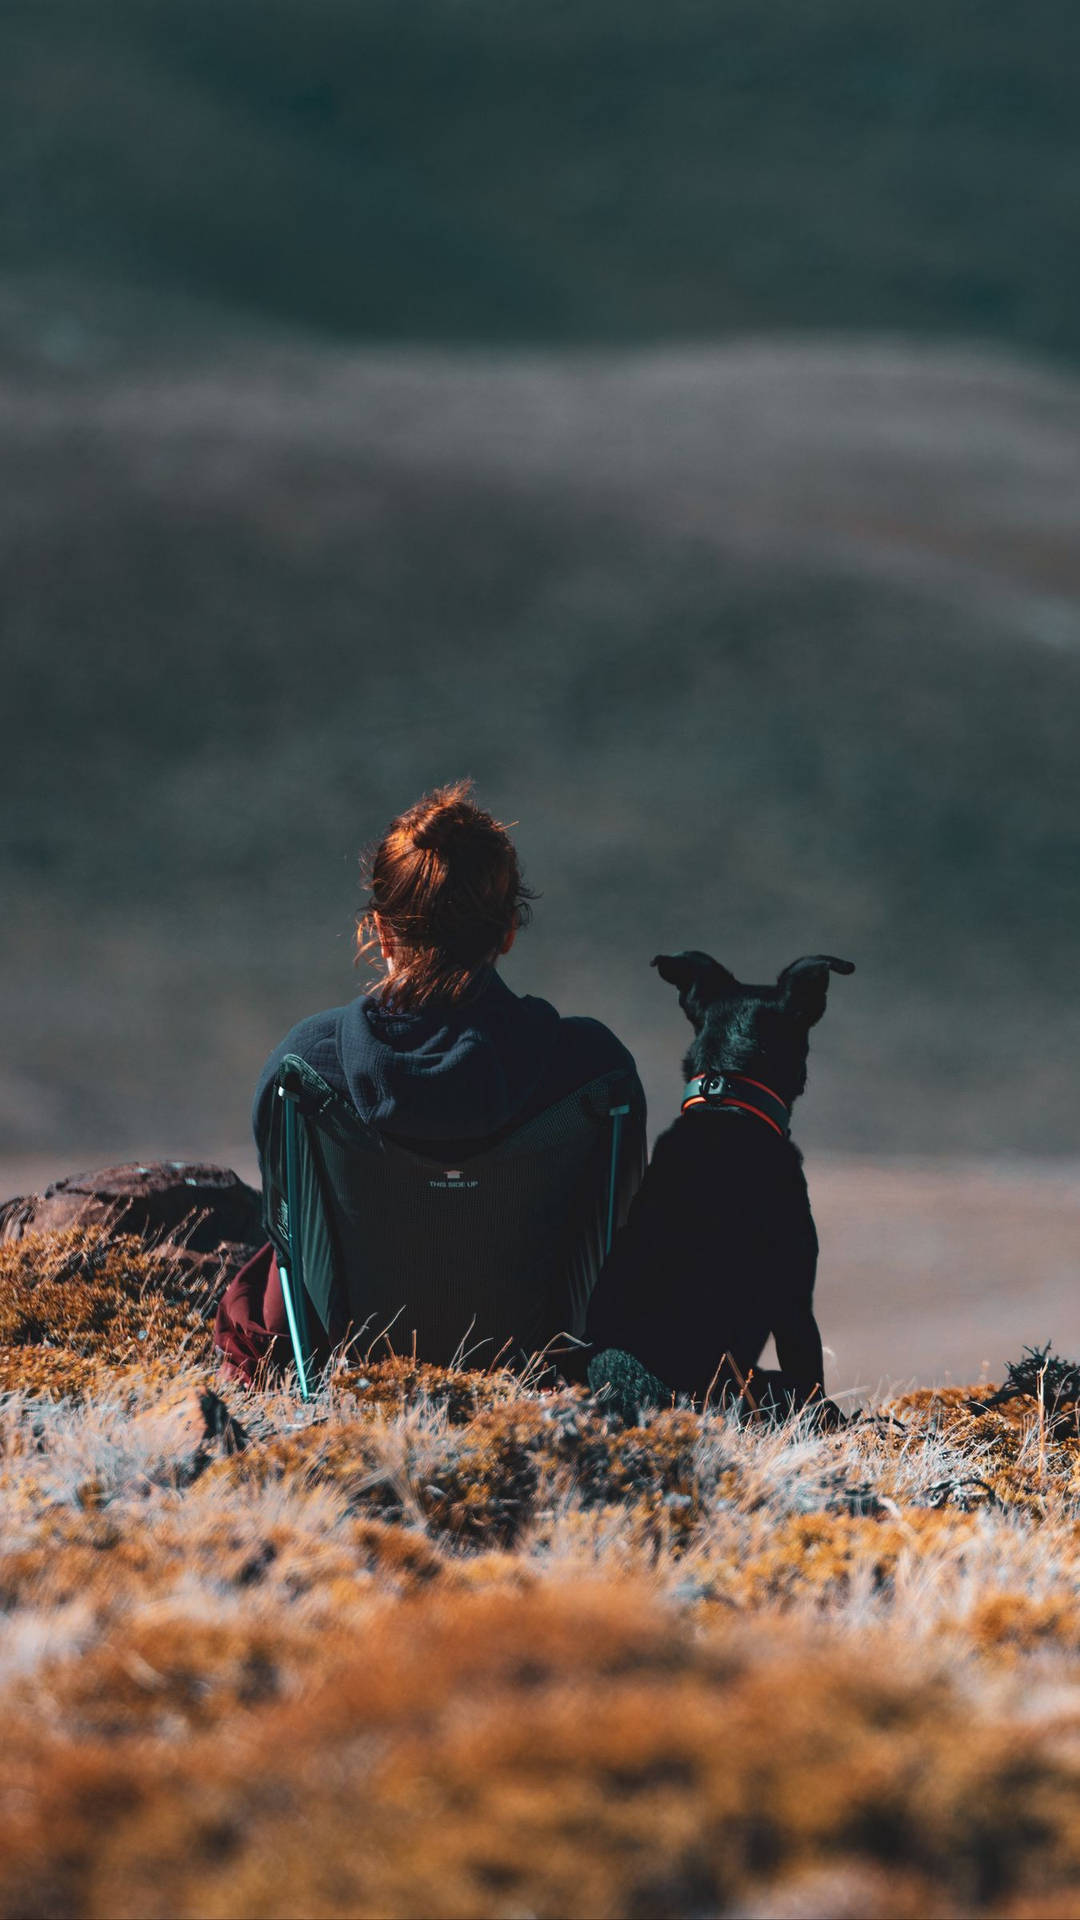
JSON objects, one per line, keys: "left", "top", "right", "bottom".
{"left": 681, "top": 1072, "right": 791, "bottom": 1137}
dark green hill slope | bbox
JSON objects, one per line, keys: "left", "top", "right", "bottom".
{"left": 4, "top": 341, "right": 1079, "bottom": 1156}
{"left": 3, "top": 0, "right": 1079, "bottom": 357}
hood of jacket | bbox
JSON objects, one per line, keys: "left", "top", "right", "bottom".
{"left": 333, "top": 968, "right": 563, "bottom": 1142}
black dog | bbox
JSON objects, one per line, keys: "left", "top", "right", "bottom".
{"left": 586, "top": 951, "right": 854, "bottom": 1412}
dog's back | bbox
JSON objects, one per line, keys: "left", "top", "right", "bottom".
{"left": 587, "top": 1106, "right": 817, "bottom": 1399}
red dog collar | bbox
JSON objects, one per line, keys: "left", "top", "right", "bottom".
{"left": 681, "top": 1072, "right": 790, "bottom": 1137}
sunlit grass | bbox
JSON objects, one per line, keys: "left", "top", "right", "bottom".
{"left": 3, "top": 1225, "right": 1080, "bottom": 1916}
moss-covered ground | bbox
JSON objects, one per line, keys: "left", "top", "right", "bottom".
{"left": 3, "top": 1226, "right": 1080, "bottom": 1917}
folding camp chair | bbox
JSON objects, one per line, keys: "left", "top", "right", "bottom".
{"left": 262, "top": 1053, "right": 638, "bottom": 1397}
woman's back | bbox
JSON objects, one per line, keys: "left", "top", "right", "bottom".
{"left": 253, "top": 965, "right": 638, "bottom": 1165}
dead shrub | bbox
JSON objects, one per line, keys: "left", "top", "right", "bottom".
{"left": 0, "top": 1227, "right": 217, "bottom": 1372}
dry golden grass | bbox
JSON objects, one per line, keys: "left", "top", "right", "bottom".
{"left": 4, "top": 1226, "right": 1080, "bottom": 1917}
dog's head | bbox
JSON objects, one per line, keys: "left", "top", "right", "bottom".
{"left": 653, "top": 950, "right": 855, "bottom": 1106}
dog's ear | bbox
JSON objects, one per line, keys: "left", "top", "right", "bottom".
{"left": 652, "top": 951, "right": 738, "bottom": 1022}
{"left": 777, "top": 955, "right": 855, "bottom": 1026}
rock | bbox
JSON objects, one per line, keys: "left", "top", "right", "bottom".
{"left": 0, "top": 1160, "right": 263, "bottom": 1281}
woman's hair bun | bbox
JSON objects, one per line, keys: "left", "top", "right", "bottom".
{"left": 412, "top": 812, "right": 457, "bottom": 854}
{"left": 358, "top": 778, "right": 537, "bottom": 1008}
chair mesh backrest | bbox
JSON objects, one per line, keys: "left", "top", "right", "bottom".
{"left": 263, "top": 1054, "right": 633, "bottom": 1370}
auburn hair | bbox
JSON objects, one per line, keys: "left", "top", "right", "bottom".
{"left": 356, "top": 779, "right": 536, "bottom": 1008}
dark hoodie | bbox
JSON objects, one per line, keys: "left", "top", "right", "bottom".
{"left": 252, "top": 967, "right": 645, "bottom": 1169}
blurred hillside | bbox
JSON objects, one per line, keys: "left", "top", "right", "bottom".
{"left": 2, "top": 2, "right": 1079, "bottom": 1162}
{"left": 5, "top": 338, "right": 1079, "bottom": 1156}
{"left": 2, "top": 0, "right": 1079, "bottom": 359}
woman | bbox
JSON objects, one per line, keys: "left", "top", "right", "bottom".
{"left": 215, "top": 780, "right": 646, "bottom": 1383}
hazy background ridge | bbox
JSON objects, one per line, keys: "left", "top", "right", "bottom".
{"left": 6, "top": 339, "right": 1079, "bottom": 1159}
{"left": 2, "top": 1, "right": 1078, "bottom": 1184}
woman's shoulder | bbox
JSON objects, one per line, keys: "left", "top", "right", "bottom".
{"left": 555, "top": 1011, "right": 636, "bottom": 1074}
{"left": 252, "top": 1004, "right": 352, "bottom": 1126}
{"left": 540, "top": 1011, "right": 642, "bottom": 1113}
{"left": 488, "top": 975, "right": 637, "bottom": 1087}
